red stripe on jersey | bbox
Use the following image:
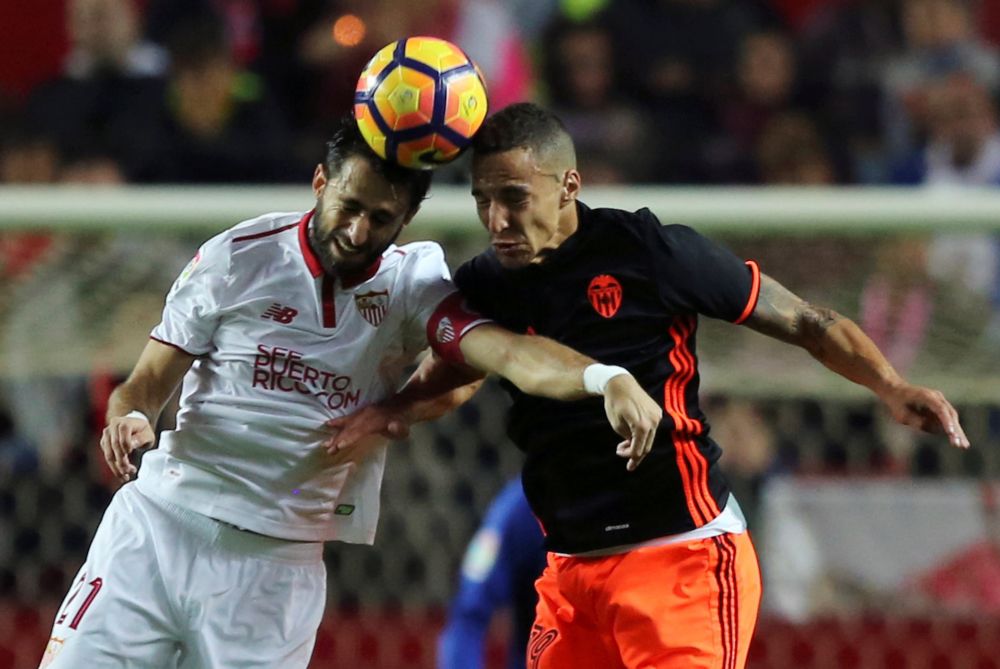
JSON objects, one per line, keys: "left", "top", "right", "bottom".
{"left": 734, "top": 260, "right": 761, "bottom": 325}
{"left": 297, "top": 210, "right": 324, "bottom": 278}
{"left": 298, "top": 209, "right": 383, "bottom": 286}
{"left": 665, "top": 317, "right": 720, "bottom": 525}
{"left": 231, "top": 221, "right": 298, "bottom": 244}
{"left": 341, "top": 256, "right": 382, "bottom": 289}
{"left": 321, "top": 274, "right": 336, "bottom": 328}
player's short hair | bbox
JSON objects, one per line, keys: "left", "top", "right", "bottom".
{"left": 324, "top": 116, "right": 432, "bottom": 213}
{"left": 472, "top": 103, "right": 576, "bottom": 169}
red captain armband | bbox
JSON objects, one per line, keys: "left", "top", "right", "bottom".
{"left": 426, "top": 291, "right": 493, "bottom": 364}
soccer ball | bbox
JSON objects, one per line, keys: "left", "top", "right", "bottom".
{"left": 354, "top": 36, "right": 489, "bottom": 170}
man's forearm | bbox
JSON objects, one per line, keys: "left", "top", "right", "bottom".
{"left": 801, "top": 313, "right": 904, "bottom": 397}
{"left": 105, "top": 339, "right": 196, "bottom": 423}
{"left": 106, "top": 381, "right": 168, "bottom": 424}
{"left": 389, "top": 376, "right": 483, "bottom": 424}
{"left": 385, "top": 351, "right": 486, "bottom": 425}
{"left": 460, "top": 326, "right": 594, "bottom": 400}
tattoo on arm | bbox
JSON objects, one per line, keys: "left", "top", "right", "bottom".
{"left": 796, "top": 304, "right": 842, "bottom": 344}
{"left": 745, "top": 274, "right": 843, "bottom": 348}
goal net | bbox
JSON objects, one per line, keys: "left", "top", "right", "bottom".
{"left": 1, "top": 186, "right": 998, "bottom": 668}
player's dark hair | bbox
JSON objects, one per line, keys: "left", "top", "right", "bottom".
{"left": 324, "top": 116, "right": 432, "bottom": 213}
{"left": 471, "top": 103, "right": 576, "bottom": 167}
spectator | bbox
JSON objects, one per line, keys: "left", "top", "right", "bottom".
{"left": 755, "top": 112, "right": 838, "bottom": 185}
{"left": 26, "top": 0, "right": 165, "bottom": 179}
{"left": 0, "top": 125, "right": 60, "bottom": 185}
{"left": 881, "top": 0, "right": 1000, "bottom": 161}
{"left": 710, "top": 31, "right": 822, "bottom": 182}
{"left": 796, "top": 0, "right": 903, "bottom": 182}
{"left": 889, "top": 76, "right": 1000, "bottom": 307}
{"left": 892, "top": 76, "right": 1000, "bottom": 187}
{"left": 117, "top": 15, "right": 295, "bottom": 183}
{"left": 540, "top": 16, "right": 654, "bottom": 183}
{"left": 711, "top": 398, "right": 780, "bottom": 529}
{"left": 62, "top": 0, "right": 167, "bottom": 81}
{"left": 603, "top": 0, "right": 777, "bottom": 182}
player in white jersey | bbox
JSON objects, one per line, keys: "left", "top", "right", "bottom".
{"left": 38, "top": 117, "right": 663, "bottom": 669}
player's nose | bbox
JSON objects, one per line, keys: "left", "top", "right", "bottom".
{"left": 486, "top": 203, "right": 509, "bottom": 234}
{"left": 346, "top": 216, "right": 370, "bottom": 247}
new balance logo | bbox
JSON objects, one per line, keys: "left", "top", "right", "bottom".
{"left": 261, "top": 303, "right": 299, "bottom": 324}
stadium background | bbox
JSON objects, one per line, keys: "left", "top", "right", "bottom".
{"left": 2, "top": 1, "right": 1000, "bottom": 668}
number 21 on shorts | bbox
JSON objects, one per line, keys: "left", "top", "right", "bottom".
{"left": 55, "top": 571, "right": 103, "bottom": 630}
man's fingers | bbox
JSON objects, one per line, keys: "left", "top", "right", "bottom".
{"left": 617, "top": 435, "right": 651, "bottom": 472}
{"left": 101, "top": 427, "right": 130, "bottom": 481}
{"left": 920, "top": 395, "right": 970, "bottom": 449}
{"left": 100, "top": 429, "right": 119, "bottom": 478}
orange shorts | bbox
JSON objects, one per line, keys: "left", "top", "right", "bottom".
{"left": 528, "top": 531, "right": 761, "bottom": 669}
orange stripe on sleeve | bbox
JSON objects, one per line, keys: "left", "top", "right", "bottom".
{"left": 733, "top": 260, "right": 761, "bottom": 325}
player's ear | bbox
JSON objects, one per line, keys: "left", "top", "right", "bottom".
{"left": 312, "top": 164, "right": 327, "bottom": 198}
{"left": 561, "top": 169, "right": 581, "bottom": 205}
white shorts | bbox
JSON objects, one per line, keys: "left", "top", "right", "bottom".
{"left": 39, "top": 483, "right": 326, "bottom": 669}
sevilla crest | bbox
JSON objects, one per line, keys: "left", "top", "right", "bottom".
{"left": 587, "top": 274, "right": 622, "bottom": 318}
{"left": 435, "top": 317, "right": 456, "bottom": 343}
{"left": 354, "top": 290, "right": 389, "bottom": 326}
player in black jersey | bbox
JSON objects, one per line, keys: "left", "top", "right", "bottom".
{"left": 331, "top": 103, "right": 970, "bottom": 669}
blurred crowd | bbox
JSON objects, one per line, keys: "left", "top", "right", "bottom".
{"left": 0, "top": 0, "right": 999, "bottom": 188}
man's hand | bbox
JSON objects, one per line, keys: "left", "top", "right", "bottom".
{"left": 324, "top": 404, "right": 411, "bottom": 455}
{"left": 603, "top": 375, "right": 663, "bottom": 471}
{"left": 100, "top": 415, "right": 155, "bottom": 482}
{"left": 879, "top": 383, "right": 970, "bottom": 449}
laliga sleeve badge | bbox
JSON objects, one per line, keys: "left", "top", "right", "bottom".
{"left": 177, "top": 250, "right": 202, "bottom": 285}
{"left": 435, "top": 316, "right": 455, "bottom": 343}
{"left": 354, "top": 290, "right": 389, "bottom": 327}
{"left": 588, "top": 274, "right": 622, "bottom": 318}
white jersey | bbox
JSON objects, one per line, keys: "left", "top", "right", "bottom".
{"left": 136, "top": 210, "right": 459, "bottom": 543}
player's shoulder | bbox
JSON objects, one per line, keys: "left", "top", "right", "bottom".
{"left": 382, "top": 240, "right": 448, "bottom": 275}
{"left": 226, "top": 211, "right": 304, "bottom": 246}
{"left": 583, "top": 203, "right": 669, "bottom": 244}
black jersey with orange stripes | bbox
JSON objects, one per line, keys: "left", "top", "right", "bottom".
{"left": 454, "top": 202, "right": 761, "bottom": 554}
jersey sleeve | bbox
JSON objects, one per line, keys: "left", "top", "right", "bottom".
{"left": 425, "top": 291, "right": 493, "bottom": 364}
{"left": 150, "top": 233, "right": 230, "bottom": 355}
{"left": 401, "top": 243, "right": 491, "bottom": 358}
{"left": 647, "top": 213, "right": 761, "bottom": 323}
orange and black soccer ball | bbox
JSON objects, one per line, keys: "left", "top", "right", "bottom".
{"left": 354, "top": 36, "right": 489, "bottom": 170}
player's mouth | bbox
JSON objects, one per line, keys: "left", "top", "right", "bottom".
{"left": 492, "top": 240, "right": 527, "bottom": 256}
{"left": 331, "top": 237, "right": 365, "bottom": 257}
